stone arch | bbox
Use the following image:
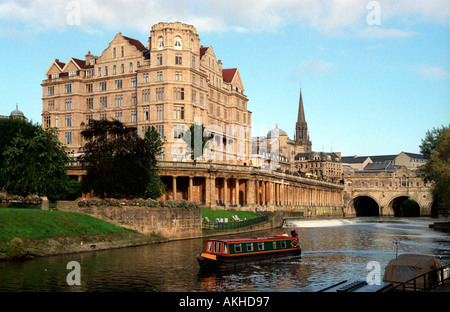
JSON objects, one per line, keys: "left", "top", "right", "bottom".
{"left": 387, "top": 195, "right": 421, "bottom": 217}
{"left": 348, "top": 195, "right": 380, "bottom": 217}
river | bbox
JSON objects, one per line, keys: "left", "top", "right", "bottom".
{"left": 0, "top": 217, "right": 449, "bottom": 292}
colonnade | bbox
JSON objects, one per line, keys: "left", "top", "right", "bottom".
{"left": 163, "top": 171, "right": 343, "bottom": 211}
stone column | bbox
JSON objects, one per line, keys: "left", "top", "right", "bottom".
{"left": 211, "top": 176, "right": 216, "bottom": 208}
{"left": 247, "top": 178, "right": 256, "bottom": 209}
{"left": 235, "top": 178, "right": 240, "bottom": 208}
{"left": 188, "top": 176, "right": 193, "bottom": 201}
{"left": 172, "top": 176, "right": 177, "bottom": 200}
{"left": 223, "top": 178, "right": 228, "bottom": 206}
{"left": 262, "top": 181, "right": 266, "bottom": 206}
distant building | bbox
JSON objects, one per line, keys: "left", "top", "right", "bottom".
{"left": 1, "top": 105, "right": 27, "bottom": 120}
{"left": 251, "top": 89, "right": 343, "bottom": 182}
{"left": 294, "top": 152, "right": 342, "bottom": 183}
{"left": 251, "top": 89, "right": 314, "bottom": 170}
{"left": 341, "top": 152, "right": 427, "bottom": 172}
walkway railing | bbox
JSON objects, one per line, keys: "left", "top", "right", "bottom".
{"left": 202, "top": 215, "right": 269, "bottom": 231}
{"left": 387, "top": 263, "right": 450, "bottom": 292}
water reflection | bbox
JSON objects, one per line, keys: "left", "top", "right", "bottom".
{"left": 0, "top": 218, "right": 448, "bottom": 292}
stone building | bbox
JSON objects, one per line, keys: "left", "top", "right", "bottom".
{"left": 1, "top": 105, "right": 27, "bottom": 120}
{"left": 42, "top": 22, "right": 251, "bottom": 164}
{"left": 341, "top": 152, "right": 427, "bottom": 172}
{"left": 293, "top": 151, "right": 342, "bottom": 183}
{"left": 251, "top": 89, "right": 313, "bottom": 170}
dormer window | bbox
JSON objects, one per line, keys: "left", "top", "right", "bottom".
{"left": 174, "top": 36, "right": 182, "bottom": 50}
{"left": 69, "top": 70, "right": 77, "bottom": 78}
{"left": 52, "top": 73, "right": 59, "bottom": 79}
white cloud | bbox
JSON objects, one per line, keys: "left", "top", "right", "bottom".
{"left": 415, "top": 65, "right": 450, "bottom": 80}
{"left": 0, "top": 0, "right": 448, "bottom": 36}
{"left": 299, "top": 60, "right": 337, "bottom": 75}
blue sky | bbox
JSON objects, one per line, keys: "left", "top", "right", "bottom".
{"left": 0, "top": 0, "right": 449, "bottom": 156}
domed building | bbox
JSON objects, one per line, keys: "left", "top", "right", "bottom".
{"left": 10, "top": 104, "right": 26, "bottom": 120}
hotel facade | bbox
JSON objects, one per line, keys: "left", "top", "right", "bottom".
{"left": 42, "top": 22, "right": 251, "bottom": 164}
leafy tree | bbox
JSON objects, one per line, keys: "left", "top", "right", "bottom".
{"left": 144, "top": 126, "right": 165, "bottom": 199}
{"left": 1, "top": 119, "right": 75, "bottom": 199}
{"left": 183, "top": 123, "right": 212, "bottom": 161}
{"left": 0, "top": 118, "right": 37, "bottom": 187}
{"left": 418, "top": 125, "right": 450, "bottom": 215}
{"left": 79, "top": 120, "right": 164, "bottom": 198}
{"left": 420, "top": 125, "right": 448, "bottom": 159}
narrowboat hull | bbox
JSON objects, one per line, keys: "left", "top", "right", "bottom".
{"left": 197, "top": 248, "right": 301, "bottom": 269}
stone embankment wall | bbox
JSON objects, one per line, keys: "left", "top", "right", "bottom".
{"left": 56, "top": 201, "right": 202, "bottom": 240}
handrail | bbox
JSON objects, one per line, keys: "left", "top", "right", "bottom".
{"left": 387, "top": 263, "right": 450, "bottom": 292}
{"left": 202, "top": 215, "right": 269, "bottom": 231}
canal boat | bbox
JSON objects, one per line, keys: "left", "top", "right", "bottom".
{"left": 197, "top": 235, "right": 301, "bottom": 268}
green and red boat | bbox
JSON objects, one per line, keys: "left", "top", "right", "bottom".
{"left": 197, "top": 235, "right": 301, "bottom": 268}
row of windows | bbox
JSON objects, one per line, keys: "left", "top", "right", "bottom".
{"left": 97, "top": 62, "right": 139, "bottom": 77}
{"left": 234, "top": 241, "right": 287, "bottom": 253}
{"left": 158, "top": 36, "right": 183, "bottom": 50}
{"left": 60, "top": 124, "right": 165, "bottom": 146}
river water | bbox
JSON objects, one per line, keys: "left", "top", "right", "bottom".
{"left": 0, "top": 217, "right": 449, "bottom": 292}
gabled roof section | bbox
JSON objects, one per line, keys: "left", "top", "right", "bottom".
{"left": 222, "top": 68, "right": 237, "bottom": 83}
{"left": 223, "top": 68, "right": 245, "bottom": 91}
{"left": 62, "top": 57, "right": 93, "bottom": 72}
{"left": 200, "top": 46, "right": 209, "bottom": 59}
{"left": 44, "top": 59, "right": 65, "bottom": 75}
{"left": 123, "top": 35, "right": 147, "bottom": 52}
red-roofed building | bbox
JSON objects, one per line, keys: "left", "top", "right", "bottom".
{"left": 42, "top": 22, "right": 251, "bottom": 166}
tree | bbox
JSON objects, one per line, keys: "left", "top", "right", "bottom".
{"left": 1, "top": 119, "right": 75, "bottom": 199}
{"left": 418, "top": 125, "right": 450, "bottom": 216}
{"left": 79, "top": 120, "right": 164, "bottom": 198}
{"left": 183, "top": 123, "right": 212, "bottom": 161}
{"left": 420, "top": 126, "right": 448, "bottom": 159}
{"left": 144, "top": 126, "right": 165, "bottom": 199}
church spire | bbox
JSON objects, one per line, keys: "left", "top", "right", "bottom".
{"left": 295, "top": 88, "right": 312, "bottom": 152}
{"left": 297, "top": 89, "right": 306, "bottom": 124}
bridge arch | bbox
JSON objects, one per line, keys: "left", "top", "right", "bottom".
{"left": 387, "top": 195, "right": 421, "bottom": 217}
{"left": 348, "top": 195, "right": 380, "bottom": 217}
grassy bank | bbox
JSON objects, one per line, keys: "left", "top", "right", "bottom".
{"left": 0, "top": 208, "right": 161, "bottom": 260}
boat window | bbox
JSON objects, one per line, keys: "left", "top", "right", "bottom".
{"left": 247, "top": 243, "right": 254, "bottom": 251}
{"left": 215, "top": 242, "right": 222, "bottom": 253}
{"left": 207, "top": 241, "right": 213, "bottom": 252}
{"left": 223, "top": 244, "right": 228, "bottom": 254}
{"left": 258, "top": 242, "right": 264, "bottom": 251}
{"left": 281, "top": 240, "right": 286, "bottom": 248}
{"left": 273, "top": 241, "right": 277, "bottom": 249}
{"left": 234, "top": 244, "right": 242, "bottom": 252}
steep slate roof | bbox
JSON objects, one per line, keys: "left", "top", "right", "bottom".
{"left": 200, "top": 46, "right": 209, "bottom": 59}
{"left": 70, "top": 57, "right": 94, "bottom": 69}
{"left": 222, "top": 68, "right": 238, "bottom": 83}
{"left": 341, "top": 156, "right": 370, "bottom": 163}
{"left": 365, "top": 160, "right": 398, "bottom": 171}
{"left": 122, "top": 35, "right": 147, "bottom": 51}
{"left": 55, "top": 59, "right": 66, "bottom": 69}
{"left": 402, "top": 152, "right": 426, "bottom": 159}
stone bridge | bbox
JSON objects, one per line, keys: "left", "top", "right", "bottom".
{"left": 342, "top": 168, "right": 434, "bottom": 217}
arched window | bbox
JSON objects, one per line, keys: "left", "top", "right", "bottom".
{"left": 174, "top": 36, "right": 182, "bottom": 49}
{"left": 158, "top": 36, "right": 164, "bottom": 48}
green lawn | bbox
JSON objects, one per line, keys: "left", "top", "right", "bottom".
{"left": 201, "top": 207, "right": 258, "bottom": 223}
{"left": 0, "top": 208, "right": 135, "bottom": 242}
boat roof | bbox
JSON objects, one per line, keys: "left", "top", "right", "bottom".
{"left": 208, "top": 236, "right": 291, "bottom": 243}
